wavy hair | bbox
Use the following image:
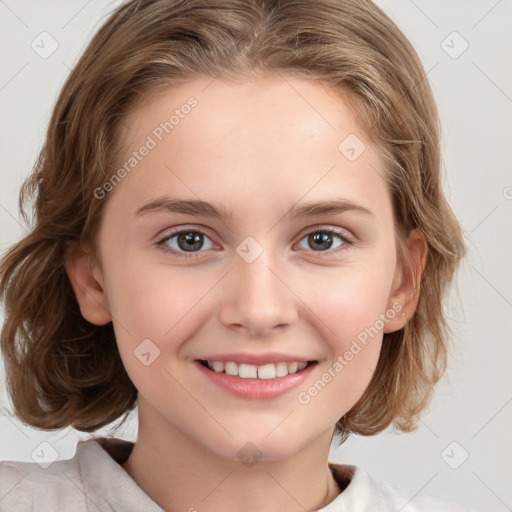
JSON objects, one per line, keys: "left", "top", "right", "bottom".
{"left": 0, "top": 0, "right": 466, "bottom": 441}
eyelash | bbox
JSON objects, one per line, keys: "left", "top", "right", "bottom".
{"left": 155, "top": 226, "right": 354, "bottom": 259}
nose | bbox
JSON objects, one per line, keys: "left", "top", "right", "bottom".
{"left": 218, "top": 250, "right": 299, "bottom": 337}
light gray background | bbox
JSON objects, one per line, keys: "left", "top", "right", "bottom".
{"left": 0, "top": 1, "right": 511, "bottom": 510}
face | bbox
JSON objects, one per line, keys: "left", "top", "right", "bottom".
{"left": 73, "top": 75, "right": 414, "bottom": 462}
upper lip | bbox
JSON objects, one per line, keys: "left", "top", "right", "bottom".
{"left": 197, "top": 352, "right": 317, "bottom": 366}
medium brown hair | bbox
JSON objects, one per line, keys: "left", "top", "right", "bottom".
{"left": 0, "top": 0, "right": 466, "bottom": 441}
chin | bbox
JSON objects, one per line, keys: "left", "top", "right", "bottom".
{"left": 218, "top": 430, "right": 312, "bottom": 464}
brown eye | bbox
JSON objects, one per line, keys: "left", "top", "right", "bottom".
{"left": 175, "top": 232, "right": 205, "bottom": 252}
{"left": 297, "top": 228, "right": 353, "bottom": 253}
{"left": 157, "top": 229, "right": 215, "bottom": 256}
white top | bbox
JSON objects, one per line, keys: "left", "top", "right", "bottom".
{"left": 0, "top": 437, "right": 476, "bottom": 511}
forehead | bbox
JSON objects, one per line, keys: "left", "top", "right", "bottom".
{"left": 105, "top": 75, "right": 390, "bottom": 226}
{"left": 120, "top": 74, "right": 369, "bottom": 158}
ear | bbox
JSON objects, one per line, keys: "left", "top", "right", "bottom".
{"left": 383, "top": 229, "right": 428, "bottom": 333}
{"left": 64, "top": 242, "right": 112, "bottom": 325}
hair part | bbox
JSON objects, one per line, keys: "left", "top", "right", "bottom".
{"left": 0, "top": 0, "right": 466, "bottom": 439}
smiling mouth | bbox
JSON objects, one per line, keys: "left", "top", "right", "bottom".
{"left": 197, "top": 359, "right": 317, "bottom": 379}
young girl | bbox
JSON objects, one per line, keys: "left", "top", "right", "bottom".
{"left": 0, "top": 0, "right": 472, "bottom": 510}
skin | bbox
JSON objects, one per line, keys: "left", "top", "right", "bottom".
{"left": 65, "top": 75, "right": 427, "bottom": 512}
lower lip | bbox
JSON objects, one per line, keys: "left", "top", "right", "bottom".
{"left": 195, "top": 361, "right": 317, "bottom": 400}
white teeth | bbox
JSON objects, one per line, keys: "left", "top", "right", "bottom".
{"left": 257, "top": 363, "right": 275, "bottom": 380}
{"left": 224, "top": 362, "right": 238, "bottom": 376}
{"left": 238, "top": 363, "right": 258, "bottom": 378}
{"left": 288, "top": 362, "right": 299, "bottom": 374}
{"left": 276, "top": 362, "right": 289, "bottom": 377}
{"left": 203, "top": 360, "right": 310, "bottom": 379}
{"left": 211, "top": 361, "right": 224, "bottom": 372}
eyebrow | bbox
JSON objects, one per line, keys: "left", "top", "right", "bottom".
{"left": 134, "top": 197, "right": 374, "bottom": 220}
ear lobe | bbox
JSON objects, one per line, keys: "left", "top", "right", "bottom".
{"left": 383, "top": 229, "right": 428, "bottom": 333}
{"left": 64, "top": 243, "right": 112, "bottom": 325}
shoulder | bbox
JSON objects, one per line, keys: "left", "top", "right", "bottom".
{"left": 328, "top": 463, "right": 477, "bottom": 512}
{"left": 354, "top": 466, "right": 477, "bottom": 511}
{"left": 0, "top": 454, "right": 88, "bottom": 512}
{"left": 0, "top": 437, "right": 163, "bottom": 512}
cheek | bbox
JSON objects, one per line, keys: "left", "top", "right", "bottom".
{"left": 104, "top": 261, "right": 218, "bottom": 394}
{"left": 108, "top": 263, "right": 214, "bottom": 337}
{"left": 294, "top": 261, "right": 395, "bottom": 406}
{"left": 102, "top": 249, "right": 223, "bottom": 372}
{"left": 305, "top": 259, "right": 396, "bottom": 345}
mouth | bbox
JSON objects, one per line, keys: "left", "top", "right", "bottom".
{"left": 195, "top": 358, "right": 319, "bottom": 400}
{"left": 197, "top": 359, "right": 318, "bottom": 380}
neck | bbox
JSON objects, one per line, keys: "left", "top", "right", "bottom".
{"left": 122, "top": 403, "right": 341, "bottom": 512}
